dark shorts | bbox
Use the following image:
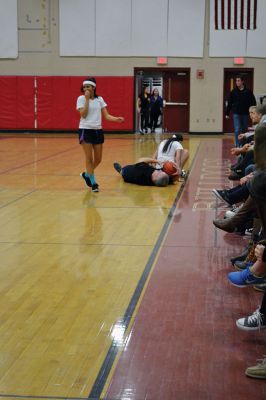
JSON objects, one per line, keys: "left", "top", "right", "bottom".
{"left": 78, "top": 129, "right": 104, "bottom": 145}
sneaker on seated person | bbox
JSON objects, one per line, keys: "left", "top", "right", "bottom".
{"left": 246, "top": 357, "right": 266, "bottom": 379}
{"left": 236, "top": 308, "right": 266, "bottom": 331}
{"left": 228, "top": 267, "right": 266, "bottom": 287}
{"left": 212, "top": 189, "right": 232, "bottom": 206}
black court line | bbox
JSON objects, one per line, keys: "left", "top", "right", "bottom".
{"left": 88, "top": 147, "right": 200, "bottom": 400}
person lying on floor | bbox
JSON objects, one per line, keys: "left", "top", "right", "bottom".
{"left": 113, "top": 159, "right": 169, "bottom": 187}
{"left": 113, "top": 134, "right": 189, "bottom": 187}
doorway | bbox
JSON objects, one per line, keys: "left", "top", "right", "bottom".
{"left": 134, "top": 68, "right": 190, "bottom": 133}
{"left": 223, "top": 68, "right": 254, "bottom": 133}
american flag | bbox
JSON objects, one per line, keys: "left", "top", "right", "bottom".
{"left": 214, "top": 0, "right": 257, "bottom": 30}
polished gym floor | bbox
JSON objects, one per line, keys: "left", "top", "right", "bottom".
{"left": 0, "top": 133, "right": 265, "bottom": 400}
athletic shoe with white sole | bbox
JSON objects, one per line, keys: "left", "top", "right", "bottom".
{"left": 228, "top": 267, "right": 266, "bottom": 287}
{"left": 253, "top": 284, "right": 266, "bottom": 292}
{"left": 246, "top": 357, "right": 266, "bottom": 379}
{"left": 224, "top": 204, "right": 243, "bottom": 219}
{"left": 236, "top": 308, "right": 266, "bottom": 331}
{"left": 212, "top": 189, "right": 232, "bottom": 206}
{"left": 91, "top": 183, "right": 99, "bottom": 192}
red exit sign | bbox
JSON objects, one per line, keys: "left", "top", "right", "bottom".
{"left": 234, "top": 57, "right": 245, "bottom": 65}
{"left": 157, "top": 57, "right": 168, "bottom": 65}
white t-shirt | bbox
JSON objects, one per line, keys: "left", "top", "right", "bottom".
{"left": 156, "top": 140, "right": 183, "bottom": 164}
{"left": 76, "top": 95, "right": 107, "bottom": 129}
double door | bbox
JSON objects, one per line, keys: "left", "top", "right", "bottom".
{"left": 135, "top": 68, "right": 190, "bottom": 133}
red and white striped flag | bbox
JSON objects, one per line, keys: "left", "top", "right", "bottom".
{"left": 214, "top": 0, "right": 257, "bottom": 30}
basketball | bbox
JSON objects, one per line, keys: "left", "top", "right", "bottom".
{"left": 162, "top": 161, "right": 177, "bottom": 176}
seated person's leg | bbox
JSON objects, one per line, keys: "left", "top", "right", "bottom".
{"left": 213, "top": 195, "right": 256, "bottom": 232}
{"left": 245, "top": 164, "right": 256, "bottom": 176}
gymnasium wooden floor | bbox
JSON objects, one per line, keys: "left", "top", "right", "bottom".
{"left": 0, "top": 133, "right": 265, "bottom": 400}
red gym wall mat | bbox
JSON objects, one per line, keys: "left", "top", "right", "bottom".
{"left": 0, "top": 76, "right": 134, "bottom": 131}
{"left": 0, "top": 76, "right": 35, "bottom": 129}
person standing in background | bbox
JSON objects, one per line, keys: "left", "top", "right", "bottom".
{"left": 137, "top": 86, "right": 150, "bottom": 134}
{"left": 77, "top": 77, "right": 124, "bottom": 192}
{"left": 225, "top": 75, "right": 256, "bottom": 147}
{"left": 150, "top": 88, "right": 163, "bottom": 133}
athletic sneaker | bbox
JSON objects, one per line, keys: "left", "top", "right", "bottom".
{"left": 181, "top": 169, "right": 187, "bottom": 178}
{"left": 246, "top": 358, "right": 266, "bottom": 379}
{"left": 228, "top": 267, "right": 266, "bottom": 287}
{"left": 212, "top": 189, "right": 231, "bottom": 206}
{"left": 236, "top": 308, "right": 266, "bottom": 331}
{"left": 228, "top": 171, "right": 242, "bottom": 181}
{"left": 91, "top": 183, "right": 99, "bottom": 192}
{"left": 230, "top": 248, "right": 250, "bottom": 265}
{"left": 245, "top": 227, "right": 253, "bottom": 236}
{"left": 80, "top": 172, "right": 91, "bottom": 187}
{"left": 224, "top": 204, "right": 243, "bottom": 219}
{"left": 113, "top": 162, "right": 122, "bottom": 174}
{"left": 253, "top": 284, "right": 266, "bottom": 292}
{"left": 234, "top": 260, "right": 254, "bottom": 271}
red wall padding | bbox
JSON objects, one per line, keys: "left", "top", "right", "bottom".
{"left": 0, "top": 76, "right": 35, "bottom": 129}
{"left": 0, "top": 76, "right": 134, "bottom": 131}
{"left": 36, "top": 76, "right": 78, "bottom": 130}
{"left": 94, "top": 77, "right": 133, "bottom": 131}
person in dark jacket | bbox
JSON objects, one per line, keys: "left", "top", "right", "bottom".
{"left": 150, "top": 88, "right": 163, "bottom": 132}
{"left": 113, "top": 159, "right": 169, "bottom": 187}
{"left": 225, "top": 75, "right": 256, "bottom": 147}
{"left": 137, "top": 86, "right": 151, "bottom": 134}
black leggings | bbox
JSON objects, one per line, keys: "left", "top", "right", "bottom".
{"left": 140, "top": 110, "right": 150, "bottom": 131}
{"left": 150, "top": 111, "right": 160, "bottom": 130}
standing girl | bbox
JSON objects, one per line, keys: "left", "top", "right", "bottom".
{"left": 77, "top": 77, "right": 124, "bottom": 192}
{"left": 137, "top": 86, "right": 150, "bottom": 134}
{"left": 150, "top": 88, "right": 163, "bottom": 133}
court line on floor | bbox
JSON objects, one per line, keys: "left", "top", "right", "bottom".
{"left": 0, "top": 146, "right": 77, "bottom": 174}
{"left": 88, "top": 146, "right": 200, "bottom": 400}
{"left": 0, "top": 189, "right": 38, "bottom": 209}
{"left": 0, "top": 141, "right": 199, "bottom": 400}
{"left": 0, "top": 394, "right": 86, "bottom": 400}
{"left": 0, "top": 241, "right": 222, "bottom": 249}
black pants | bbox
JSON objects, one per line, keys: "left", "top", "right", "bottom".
{"left": 140, "top": 110, "right": 150, "bottom": 131}
{"left": 227, "top": 184, "right": 249, "bottom": 204}
{"left": 150, "top": 110, "right": 160, "bottom": 131}
{"left": 237, "top": 151, "right": 254, "bottom": 174}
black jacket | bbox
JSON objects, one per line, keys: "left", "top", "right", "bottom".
{"left": 225, "top": 86, "right": 256, "bottom": 116}
{"left": 122, "top": 162, "right": 155, "bottom": 185}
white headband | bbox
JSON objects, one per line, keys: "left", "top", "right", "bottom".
{"left": 83, "top": 80, "right": 96, "bottom": 87}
